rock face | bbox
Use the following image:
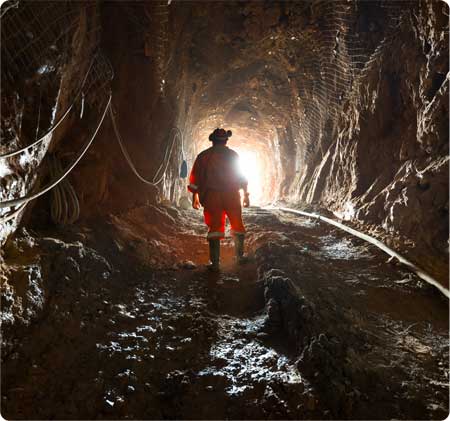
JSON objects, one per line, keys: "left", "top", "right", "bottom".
{"left": 1, "top": 1, "right": 448, "bottom": 280}
{"left": 1, "top": 4, "right": 448, "bottom": 418}
{"left": 0, "top": 1, "right": 105, "bottom": 244}
{"left": 293, "top": 1, "right": 449, "bottom": 281}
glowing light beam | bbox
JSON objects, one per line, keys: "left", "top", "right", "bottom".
{"left": 236, "top": 149, "right": 263, "bottom": 205}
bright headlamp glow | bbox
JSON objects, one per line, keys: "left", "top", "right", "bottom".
{"left": 237, "top": 150, "right": 263, "bottom": 205}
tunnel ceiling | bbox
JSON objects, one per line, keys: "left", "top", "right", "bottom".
{"left": 181, "top": 0, "right": 395, "bottom": 154}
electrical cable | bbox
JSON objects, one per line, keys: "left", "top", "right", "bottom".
{"left": 0, "top": 0, "right": 19, "bottom": 18}
{"left": 275, "top": 206, "right": 450, "bottom": 300}
{"left": 0, "top": 203, "right": 27, "bottom": 224}
{"left": 0, "top": 57, "right": 97, "bottom": 159}
{"left": 109, "top": 105, "right": 160, "bottom": 186}
{"left": 35, "top": 84, "right": 43, "bottom": 141}
{"left": 152, "top": 130, "right": 179, "bottom": 185}
{"left": 0, "top": 92, "right": 112, "bottom": 209}
{"left": 109, "top": 105, "right": 183, "bottom": 187}
{"left": 66, "top": 180, "right": 80, "bottom": 223}
{"left": 152, "top": 127, "right": 181, "bottom": 185}
{"left": 49, "top": 154, "right": 80, "bottom": 225}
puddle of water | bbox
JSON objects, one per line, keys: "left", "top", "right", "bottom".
{"left": 198, "top": 315, "right": 303, "bottom": 396}
{"left": 319, "top": 236, "right": 371, "bottom": 260}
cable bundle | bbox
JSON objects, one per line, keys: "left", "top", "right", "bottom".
{"left": 49, "top": 155, "right": 80, "bottom": 225}
{"left": 110, "top": 105, "right": 185, "bottom": 188}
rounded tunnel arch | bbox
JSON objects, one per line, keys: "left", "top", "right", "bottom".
{"left": 184, "top": 57, "right": 303, "bottom": 205}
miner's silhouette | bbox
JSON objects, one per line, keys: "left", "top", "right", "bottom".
{"left": 188, "top": 128, "right": 250, "bottom": 271}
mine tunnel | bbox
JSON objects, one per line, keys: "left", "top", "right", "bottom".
{"left": 1, "top": 1, "right": 449, "bottom": 419}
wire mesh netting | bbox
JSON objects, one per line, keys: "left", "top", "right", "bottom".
{"left": 1, "top": 0, "right": 113, "bottom": 151}
{"left": 2, "top": 1, "right": 94, "bottom": 86}
{"left": 285, "top": 0, "right": 420, "bottom": 172}
{"left": 1, "top": 1, "right": 113, "bottom": 243}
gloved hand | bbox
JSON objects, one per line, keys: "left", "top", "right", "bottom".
{"left": 192, "top": 193, "right": 201, "bottom": 210}
{"left": 243, "top": 192, "right": 250, "bottom": 208}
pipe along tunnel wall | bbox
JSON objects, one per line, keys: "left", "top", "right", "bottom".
{"left": 0, "top": 1, "right": 449, "bottom": 419}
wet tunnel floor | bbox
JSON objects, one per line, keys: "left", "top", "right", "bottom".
{"left": 1, "top": 205, "right": 449, "bottom": 419}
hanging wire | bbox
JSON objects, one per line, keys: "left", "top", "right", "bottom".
{"left": 0, "top": 56, "right": 97, "bottom": 159}
{"left": 0, "top": 92, "right": 112, "bottom": 209}
{"left": 109, "top": 103, "right": 184, "bottom": 188}
{"left": 0, "top": 0, "right": 19, "bottom": 18}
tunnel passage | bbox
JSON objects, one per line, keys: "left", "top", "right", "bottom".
{"left": 0, "top": 1, "right": 449, "bottom": 420}
{"left": 1, "top": 0, "right": 448, "bottom": 277}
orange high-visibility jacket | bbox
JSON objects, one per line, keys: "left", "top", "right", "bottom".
{"left": 188, "top": 145, "right": 248, "bottom": 202}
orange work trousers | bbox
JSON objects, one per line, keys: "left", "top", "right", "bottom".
{"left": 203, "top": 190, "right": 245, "bottom": 240}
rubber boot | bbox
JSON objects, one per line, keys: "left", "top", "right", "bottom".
{"left": 207, "top": 239, "right": 220, "bottom": 271}
{"left": 234, "top": 233, "right": 249, "bottom": 264}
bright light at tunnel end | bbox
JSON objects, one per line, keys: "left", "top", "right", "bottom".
{"left": 236, "top": 149, "right": 263, "bottom": 205}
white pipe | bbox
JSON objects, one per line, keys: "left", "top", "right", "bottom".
{"left": 275, "top": 206, "right": 449, "bottom": 299}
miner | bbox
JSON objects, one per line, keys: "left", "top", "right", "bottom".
{"left": 188, "top": 128, "right": 250, "bottom": 271}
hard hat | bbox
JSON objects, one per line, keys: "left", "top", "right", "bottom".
{"left": 209, "top": 128, "right": 232, "bottom": 142}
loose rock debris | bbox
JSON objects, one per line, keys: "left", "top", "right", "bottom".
{"left": 1, "top": 204, "right": 448, "bottom": 419}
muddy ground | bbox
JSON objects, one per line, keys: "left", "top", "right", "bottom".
{"left": 1, "top": 204, "right": 449, "bottom": 419}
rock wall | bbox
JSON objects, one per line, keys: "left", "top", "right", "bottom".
{"left": 294, "top": 1, "right": 449, "bottom": 280}
{"left": 66, "top": 1, "right": 194, "bottom": 216}
{"left": 1, "top": 1, "right": 190, "bottom": 237}
{"left": 1, "top": 1, "right": 108, "bottom": 243}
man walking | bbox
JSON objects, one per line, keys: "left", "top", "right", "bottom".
{"left": 188, "top": 128, "right": 250, "bottom": 270}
